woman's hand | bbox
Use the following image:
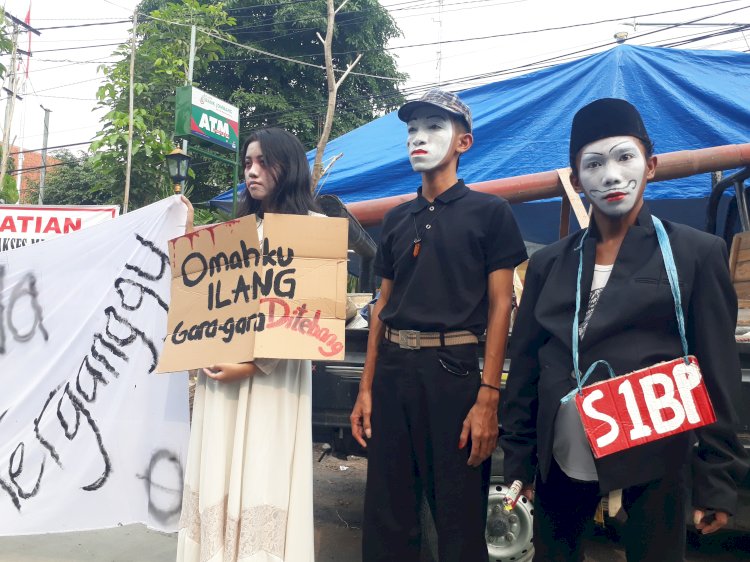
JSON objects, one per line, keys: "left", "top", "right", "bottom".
{"left": 203, "top": 362, "right": 259, "bottom": 382}
{"left": 181, "top": 195, "right": 195, "bottom": 234}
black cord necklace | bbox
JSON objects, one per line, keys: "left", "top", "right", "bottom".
{"left": 411, "top": 203, "right": 448, "bottom": 257}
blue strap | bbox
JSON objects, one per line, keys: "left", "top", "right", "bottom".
{"left": 564, "top": 215, "right": 688, "bottom": 404}
{"left": 652, "top": 216, "right": 690, "bottom": 362}
{"left": 570, "top": 229, "right": 589, "bottom": 393}
{"left": 561, "top": 359, "right": 616, "bottom": 403}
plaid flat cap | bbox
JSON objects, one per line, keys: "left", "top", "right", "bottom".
{"left": 398, "top": 89, "right": 472, "bottom": 131}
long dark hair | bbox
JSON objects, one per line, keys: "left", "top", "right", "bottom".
{"left": 238, "top": 128, "right": 319, "bottom": 217}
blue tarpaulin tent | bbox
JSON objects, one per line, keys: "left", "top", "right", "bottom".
{"left": 211, "top": 45, "right": 750, "bottom": 242}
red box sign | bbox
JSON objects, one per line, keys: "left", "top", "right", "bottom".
{"left": 575, "top": 356, "right": 716, "bottom": 458}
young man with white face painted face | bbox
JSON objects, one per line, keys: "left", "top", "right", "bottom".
{"left": 501, "top": 98, "right": 748, "bottom": 561}
{"left": 350, "top": 89, "right": 527, "bottom": 562}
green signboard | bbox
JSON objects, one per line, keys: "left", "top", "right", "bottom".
{"left": 175, "top": 86, "right": 240, "bottom": 152}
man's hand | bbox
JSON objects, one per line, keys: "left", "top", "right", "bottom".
{"left": 693, "top": 508, "right": 729, "bottom": 534}
{"left": 350, "top": 389, "right": 373, "bottom": 448}
{"left": 459, "top": 388, "right": 499, "bottom": 466}
{"left": 521, "top": 484, "right": 534, "bottom": 501}
{"left": 203, "top": 362, "right": 257, "bottom": 382}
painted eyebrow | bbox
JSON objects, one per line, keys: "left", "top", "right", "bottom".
{"left": 582, "top": 152, "right": 604, "bottom": 156}
{"left": 608, "top": 140, "right": 637, "bottom": 153}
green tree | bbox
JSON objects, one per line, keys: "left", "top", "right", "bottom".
{"left": 201, "top": 0, "right": 405, "bottom": 148}
{"left": 0, "top": 9, "right": 13, "bottom": 80}
{"left": 91, "top": 0, "right": 235, "bottom": 210}
{"left": 0, "top": 148, "right": 17, "bottom": 204}
{"left": 25, "top": 150, "right": 115, "bottom": 206}
{"left": 138, "top": 0, "right": 405, "bottom": 154}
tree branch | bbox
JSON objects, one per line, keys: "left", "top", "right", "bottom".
{"left": 334, "top": 0, "right": 350, "bottom": 15}
{"left": 335, "top": 53, "right": 362, "bottom": 89}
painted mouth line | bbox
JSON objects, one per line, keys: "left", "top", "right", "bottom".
{"left": 591, "top": 179, "right": 638, "bottom": 196}
{"left": 411, "top": 150, "right": 428, "bottom": 156}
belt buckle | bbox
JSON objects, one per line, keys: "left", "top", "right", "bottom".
{"left": 398, "top": 330, "right": 420, "bottom": 350}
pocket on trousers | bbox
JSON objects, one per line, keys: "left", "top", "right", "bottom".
{"left": 436, "top": 346, "right": 479, "bottom": 378}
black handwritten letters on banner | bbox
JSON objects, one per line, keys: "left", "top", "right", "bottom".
{"left": 0, "top": 235, "right": 168, "bottom": 514}
{"left": 156, "top": 213, "right": 348, "bottom": 373}
{"left": 0, "top": 196, "right": 190, "bottom": 534}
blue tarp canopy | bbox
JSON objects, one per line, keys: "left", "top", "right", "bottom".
{"left": 212, "top": 45, "right": 750, "bottom": 243}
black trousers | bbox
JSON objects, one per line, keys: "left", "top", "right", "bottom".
{"left": 362, "top": 341, "right": 491, "bottom": 562}
{"left": 533, "top": 459, "right": 687, "bottom": 562}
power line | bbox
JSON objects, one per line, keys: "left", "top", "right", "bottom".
{"left": 29, "top": 17, "right": 127, "bottom": 21}
{"left": 35, "top": 19, "right": 132, "bottom": 31}
{"left": 143, "top": 13, "right": 403, "bottom": 82}
{"left": 224, "top": 0, "right": 516, "bottom": 35}
{"left": 23, "top": 94, "right": 100, "bottom": 101}
{"left": 8, "top": 157, "right": 89, "bottom": 176}
{"left": 32, "top": 38, "right": 130, "bottom": 43}
{"left": 32, "top": 42, "right": 123, "bottom": 53}
{"left": 26, "top": 59, "right": 117, "bottom": 73}
{"left": 34, "top": 57, "right": 119, "bottom": 64}
{"left": 10, "top": 141, "right": 92, "bottom": 156}
{"left": 220, "top": 0, "right": 750, "bottom": 61}
{"left": 231, "top": 4, "right": 750, "bottom": 125}
{"left": 383, "top": 0, "right": 750, "bottom": 51}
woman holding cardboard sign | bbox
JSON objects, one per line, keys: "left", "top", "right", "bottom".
{"left": 500, "top": 99, "right": 748, "bottom": 561}
{"left": 176, "top": 128, "right": 319, "bottom": 562}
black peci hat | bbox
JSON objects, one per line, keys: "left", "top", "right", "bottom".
{"left": 569, "top": 98, "right": 651, "bottom": 168}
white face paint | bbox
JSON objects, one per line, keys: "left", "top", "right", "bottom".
{"left": 406, "top": 107, "right": 454, "bottom": 172}
{"left": 577, "top": 136, "right": 648, "bottom": 217}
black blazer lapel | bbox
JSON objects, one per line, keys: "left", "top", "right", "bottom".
{"left": 578, "top": 206, "right": 660, "bottom": 354}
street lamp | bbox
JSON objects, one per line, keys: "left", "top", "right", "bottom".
{"left": 166, "top": 148, "right": 191, "bottom": 194}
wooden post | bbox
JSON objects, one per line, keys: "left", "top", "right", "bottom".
{"left": 0, "top": 23, "right": 20, "bottom": 198}
{"left": 557, "top": 168, "right": 589, "bottom": 234}
{"left": 123, "top": 9, "right": 137, "bottom": 214}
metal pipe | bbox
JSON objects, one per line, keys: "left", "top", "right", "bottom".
{"left": 706, "top": 167, "right": 750, "bottom": 234}
{"left": 347, "top": 143, "right": 750, "bottom": 227}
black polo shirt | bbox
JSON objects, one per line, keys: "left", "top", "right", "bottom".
{"left": 375, "top": 180, "right": 527, "bottom": 335}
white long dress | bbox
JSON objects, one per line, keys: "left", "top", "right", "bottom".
{"left": 176, "top": 218, "right": 314, "bottom": 562}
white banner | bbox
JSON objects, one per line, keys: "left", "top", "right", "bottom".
{"left": 0, "top": 196, "right": 190, "bottom": 535}
{"left": 0, "top": 204, "right": 120, "bottom": 253}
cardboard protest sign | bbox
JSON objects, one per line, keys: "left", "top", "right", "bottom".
{"left": 575, "top": 356, "right": 716, "bottom": 458}
{"left": 156, "top": 213, "right": 348, "bottom": 373}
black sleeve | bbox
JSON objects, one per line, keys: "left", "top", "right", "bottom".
{"left": 688, "top": 237, "right": 749, "bottom": 515}
{"left": 500, "top": 254, "right": 547, "bottom": 484}
{"left": 485, "top": 199, "right": 528, "bottom": 274}
{"left": 374, "top": 214, "right": 395, "bottom": 280}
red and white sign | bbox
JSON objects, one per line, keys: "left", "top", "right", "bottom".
{"left": 576, "top": 356, "right": 716, "bottom": 458}
{"left": 0, "top": 205, "right": 119, "bottom": 252}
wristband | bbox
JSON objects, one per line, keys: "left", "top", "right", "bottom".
{"left": 479, "top": 382, "right": 501, "bottom": 392}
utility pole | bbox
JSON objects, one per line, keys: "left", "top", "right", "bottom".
{"left": 38, "top": 105, "right": 50, "bottom": 204}
{"left": 181, "top": 24, "right": 196, "bottom": 157}
{"left": 123, "top": 8, "right": 137, "bottom": 213}
{"left": 0, "top": 24, "right": 20, "bottom": 197}
{"left": 0, "top": 13, "right": 39, "bottom": 201}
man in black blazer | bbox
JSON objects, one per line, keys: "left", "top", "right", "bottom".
{"left": 500, "top": 98, "right": 748, "bottom": 561}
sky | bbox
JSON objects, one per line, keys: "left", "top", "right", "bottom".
{"left": 1, "top": 0, "right": 748, "bottom": 167}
